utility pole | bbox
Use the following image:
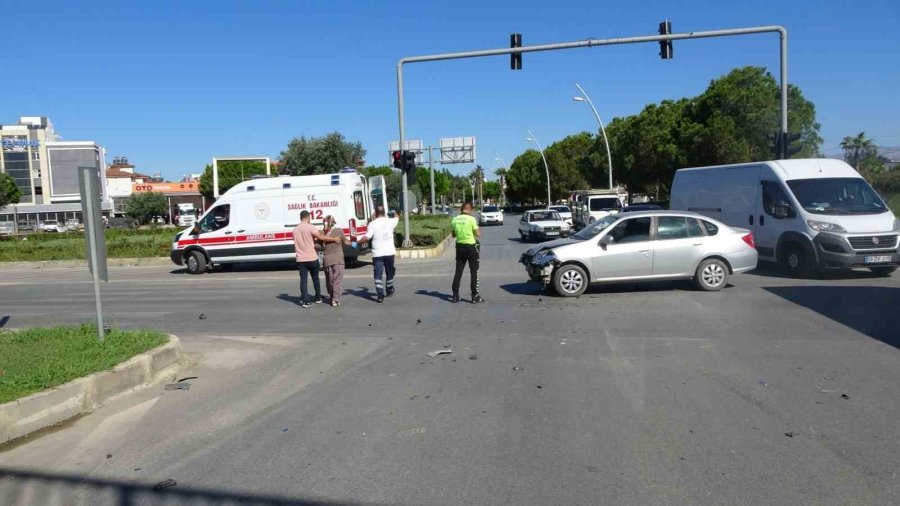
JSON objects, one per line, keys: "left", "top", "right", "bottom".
{"left": 428, "top": 146, "right": 436, "bottom": 214}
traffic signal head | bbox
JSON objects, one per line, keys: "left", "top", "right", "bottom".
{"left": 510, "top": 33, "right": 522, "bottom": 70}
{"left": 784, "top": 132, "right": 802, "bottom": 158}
{"left": 403, "top": 151, "right": 417, "bottom": 171}
{"left": 392, "top": 150, "right": 403, "bottom": 169}
{"left": 658, "top": 20, "right": 673, "bottom": 59}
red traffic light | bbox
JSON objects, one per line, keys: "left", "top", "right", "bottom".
{"left": 392, "top": 150, "right": 403, "bottom": 169}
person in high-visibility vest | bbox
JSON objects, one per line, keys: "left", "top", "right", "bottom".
{"left": 450, "top": 201, "right": 484, "bottom": 304}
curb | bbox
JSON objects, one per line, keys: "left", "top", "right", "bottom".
{"left": 0, "top": 335, "right": 183, "bottom": 444}
{"left": 396, "top": 234, "right": 453, "bottom": 259}
{"left": 0, "top": 257, "right": 171, "bottom": 270}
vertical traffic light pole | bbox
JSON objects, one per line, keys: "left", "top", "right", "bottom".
{"left": 396, "top": 25, "right": 788, "bottom": 241}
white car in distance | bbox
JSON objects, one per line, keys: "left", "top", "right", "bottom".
{"left": 478, "top": 205, "right": 504, "bottom": 226}
{"left": 518, "top": 210, "right": 571, "bottom": 242}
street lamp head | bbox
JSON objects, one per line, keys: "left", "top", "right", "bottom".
{"left": 573, "top": 96, "right": 586, "bottom": 102}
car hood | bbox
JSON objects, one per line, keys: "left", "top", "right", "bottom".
{"left": 523, "top": 237, "right": 583, "bottom": 257}
{"left": 529, "top": 220, "right": 569, "bottom": 228}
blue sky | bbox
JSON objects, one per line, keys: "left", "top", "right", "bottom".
{"left": 2, "top": 0, "right": 898, "bottom": 180}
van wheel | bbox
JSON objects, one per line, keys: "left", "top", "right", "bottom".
{"left": 694, "top": 258, "right": 728, "bottom": 291}
{"left": 870, "top": 266, "right": 897, "bottom": 277}
{"left": 781, "top": 244, "right": 811, "bottom": 277}
{"left": 185, "top": 250, "right": 207, "bottom": 275}
{"left": 553, "top": 264, "right": 588, "bottom": 297}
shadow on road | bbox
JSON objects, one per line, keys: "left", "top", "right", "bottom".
{"left": 764, "top": 285, "right": 900, "bottom": 349}
{"left": 169, "top": 259, "right": 372, "bottom": 276}
{"left": 415, "top": 289, "right": 454, "bottom": 302}
{"left": 344, "top": 286, "right": 376, "bottom": 302}
{"left": 0, "top": 316, "right": 8, "bottom": 328}
{"left": 0, "top": 466, "right": 372, "bottom": 506}
{"left": 747, "top": 263, "right": 882, "bottom": 281}
{"left": 276, "top": 293, "right": 305, "bottom": 307}
{"left": 502, "top": 280, "right": 726, "bottom": 297}
{"left": 500, "top": 282, "right": 544, "bottom": 296}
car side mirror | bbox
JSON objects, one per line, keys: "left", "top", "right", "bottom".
{"left": 599, "top": 235, "right": 614, "bottom": 248}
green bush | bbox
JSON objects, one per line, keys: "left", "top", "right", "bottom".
{"left": 0, "top": 228, "right": 175, "bottom": 262}
{"left": 394, "top": 215, "right": 453, "bottom": 247}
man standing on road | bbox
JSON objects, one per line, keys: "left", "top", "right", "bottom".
{"left": 451, "top": 201, "right": 483, "bottom": 304}
{"left": 293, "top": 210, "right": 341, "bottom": 308}
{"left": 358, "top": 206, "right": 399, "bottom": 303}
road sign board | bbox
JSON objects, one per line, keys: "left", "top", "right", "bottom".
{"left": 439, "top": 137, "right": 476, "bottom": 164}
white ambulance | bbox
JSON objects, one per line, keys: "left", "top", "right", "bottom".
{"left": 171, "top": 170, "right": 388, "bottom": 274}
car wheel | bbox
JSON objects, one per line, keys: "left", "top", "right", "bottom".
{"left": 694, "top": 258, "right": 728, "bottom": 291}
{"left": 553, "top": 264, "right": 588, "bottom": 297}
{"left": 185, "top": 250, "right": 208, "bottom": 275}
{"left": 520, "top": 232, "right": 527, "bottom": 242}
{"left": 870, "top": 266, "right": 897, "bottom": 277}
{"left": 781, "top": 243, "right": 812, "bottom": 278}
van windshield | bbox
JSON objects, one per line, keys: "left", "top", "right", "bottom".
{"left": 786, "top": 178, "right": 888, "bottom": 215}
{"left": 589, "top": 197, "right": 621, "bottom": 211}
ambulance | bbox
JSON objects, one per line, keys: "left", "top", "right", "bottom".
{"left": 170, "top": 170, "right": 388, "bottom": 274}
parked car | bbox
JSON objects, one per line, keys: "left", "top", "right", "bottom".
{"left": 549, "top": 205, "right": 573, "bottom": 225}
{"left": 63, "top": 219, "right": 81, "bottom": 232}
{"left": 478, "top": 205, "right": 504, "bottom": 226}
{"left": 518, "top": 210, "right": 571, "bottom": 242}
{"left": 670, "top": 158, "right": 899, "bottom": 276}
{"left": 0, "top": 222, "right": 14, "bottom": 237}
{"left": 38, "top": 220, "right": 63, "bottom": 233}
{"left": 520, "top": 211, "right": 758, "bottom": 296}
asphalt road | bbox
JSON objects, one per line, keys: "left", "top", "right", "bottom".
{"left": 1, "top": 218, "right": 899, "bottom": 505}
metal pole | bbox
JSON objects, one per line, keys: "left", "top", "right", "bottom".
{"left": 428, "top": 146, "right": 436, "bottom": 214}
{"left": 396, "top": 63, "right": 412, "bottom": 247}
{"left": 527, "top": 130, "right": 552, "bottom": 207}
{"left": 779, "top": 30, "right": 789, "bottom": 158}
{"left": 396, "top": 25, "right": 789, "bottom": 191}
{"left": 574, "top": 83, "right": 614, "bottom": 190}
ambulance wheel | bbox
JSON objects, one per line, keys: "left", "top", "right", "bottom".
{"left": 185, "top": 250, "right": 207, "bottom": 275}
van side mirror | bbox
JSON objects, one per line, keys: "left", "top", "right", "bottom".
{"left": 191, "top": 225, "right": 200, "bottom": 236}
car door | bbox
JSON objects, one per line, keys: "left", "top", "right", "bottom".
{"left": 755, "top": 180, "right": 797, "bottom": 260}
{"left": 195, "top": 203, "right": 235, "bottom": 259}
{"left": 519, "top": 213, "right": 529, "bottom": 235}
{"left": 652, "top": 216, "right": 706, "bottom": 276}
{"left": 592, "top": 217, "right": 653, "bottom": 280}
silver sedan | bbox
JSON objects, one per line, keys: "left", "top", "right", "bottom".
{"left": 520, "top": 211, "right": 758, "bottom": 296}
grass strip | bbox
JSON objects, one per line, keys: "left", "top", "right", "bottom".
{"left": 0, "top": 325, "right": 168, "bottom": 403}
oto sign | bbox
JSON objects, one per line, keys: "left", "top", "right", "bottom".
{"left": 133, "top": 182, "right": 200, "bottom": 193}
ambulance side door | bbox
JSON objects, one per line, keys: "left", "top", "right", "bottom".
{"left": 368, "top": 176, "right": 388, "bottom": 214}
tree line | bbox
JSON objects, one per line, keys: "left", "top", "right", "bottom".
{"left": 507, "top": 66, "right": 823, "bottom": 204}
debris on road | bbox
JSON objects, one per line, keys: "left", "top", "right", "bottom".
{"left": 784, "top": 431, "right": 798, "bottom": 438}
{"left": 757, "top": 378, "right": 767, "bottom": 387}
{"left": 282, "top": 428, "right": 289, "bottom": 432}
{"left": 177, "top": 376, "right": 197, "bottom": 383}
{"left": 469, "top": 354, "right": 477, "bottom": 360}
{"left": 427, "top": 349, "right": 452, "bottom": 358}
{"left": 587, "top": 465, "right": 599, "bottom": 473}
{"left": 824, "top": 377, "right": 834, "bottom": 381}
{"left": 153, "top": 479, "right": 177, "bottom": 491}
{"left": 416, "top": 319, "right": 422, "bottom": 324}
{"left": 536, "top": 385, "right": 543, "bottom": 389}
{"left": 840, "top": 393, "right": 850, "bottom": 400}
{"left": 198, "top": 313, "right": 206, "bottom": 320}
{"left": 164, "top": 383, "right": 190, "bottom": 391}
{"left": 512, "top": 366, "right": 523, "bottom": 372}
{"left": 106, "top": 454, "right": 112, "bottom": 459}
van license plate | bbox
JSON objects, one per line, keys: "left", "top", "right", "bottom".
{"left": 864, "top": 255, "right": 891, "bottom": 264}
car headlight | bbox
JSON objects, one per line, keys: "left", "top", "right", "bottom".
{"left": 894, "top": 218, "right": 900, "bottom": 231}
{"left": 533, "top": 250, "right": 557, "bottom": 266}
{"left": 807, "top": 220, "right": 846, "bottom": 233}
{"left": 531, "top": 224, "right": 541, "bottom": 231}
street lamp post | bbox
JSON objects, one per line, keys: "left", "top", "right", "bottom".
{"left": 573, "top": 83, "right": 614, "bottom": 190}
{"left": 526, "top": 130, "right": 552, "bottom": 207}
{"left": 494, "top": 154, "right": 506, "bottom": 207}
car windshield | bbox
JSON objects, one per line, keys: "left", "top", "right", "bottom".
{"left": 589, "top": 197, "right": 621, "bottom": 211}
{"left": 550, "top": 206, "right": 571, "bottom": 213}
{"left": 529, "top": 211, "right": 561, "bottom": 222}
{"left": 573, "top": 214, "right": 619, "bottom": 239}
{"left": 482, "top": 206, "right": 499, "bottom": 212}
{"left": 786, "top": 178, "right": 888, "bottom": 215}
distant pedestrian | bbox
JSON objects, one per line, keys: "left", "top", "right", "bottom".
{"left": 293, "top": 210, "right": 341, "bottom": 308}
{"left": 357, "top": 206, "right": 399, "bottom": 303}
{"left": 450, "top": 201, "right": 483, "bottom": 304}
{"left": 321, "top": 215, "right": 351, "bottom": 307}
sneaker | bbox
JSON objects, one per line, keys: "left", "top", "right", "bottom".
{"left": 386, "top": 287, "right": 395, "bottom": 297}
{"left": 451, "top": 294, "right": 460, "bottom": 304}
{"left": 330, "top": 300, "right": 338, "bottom": 307}
{"left": 472, "top": 294, "right": 485, "bottom": 304}
{"left": 377, "top": 294, "right": 384, "bottom": 303}
{"left": 300, "top": 300, "right": 311, "bottom": 308}
{"left": 314, "top": 296, "right": 323, "bottom": 304}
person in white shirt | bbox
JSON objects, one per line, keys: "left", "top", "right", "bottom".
{"left": 357, "top": 206, "right": 400, "bottom": 303}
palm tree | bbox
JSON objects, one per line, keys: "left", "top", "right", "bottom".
{"left": 840, "top": 132, "right": 877, "bottom": 169}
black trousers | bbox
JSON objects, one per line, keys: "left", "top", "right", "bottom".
{"left": 297, "top": 261, "right": 321, "bottom": 301}
{"left": 452, "top": 243, "right": 480, "bottom": 296}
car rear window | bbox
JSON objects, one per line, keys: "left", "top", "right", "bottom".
{"left": 482, "top": 206, "right": 499, "bottom": 212}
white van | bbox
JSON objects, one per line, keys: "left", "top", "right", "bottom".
{"left": 670, "top": 159, "right": 899, "bottom": 276}
{"left": 571, "top": 190, "right": 626, "bottom": 229}
{"left": 171, "top": 171, "right": 388, "bottom": 274}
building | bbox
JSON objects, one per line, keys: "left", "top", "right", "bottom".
{"left": 0, "top": 116, "right": 110, "bottom": 231}
{"left": 106, "top": 156, "right": 152, "bottom": 215}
